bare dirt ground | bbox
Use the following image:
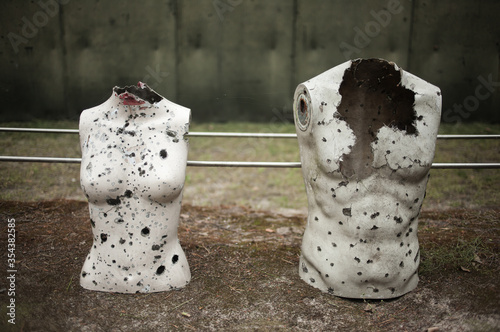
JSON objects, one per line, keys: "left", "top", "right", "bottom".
{"left": 0, "top": 200, "right": 499, "bottom": 331}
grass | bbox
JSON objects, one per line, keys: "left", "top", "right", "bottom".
{"left": 419, "top": 237, "right": 493, "bottom": 275}
{"left": 0, "top": 120, "right": 499, "bottom": 210}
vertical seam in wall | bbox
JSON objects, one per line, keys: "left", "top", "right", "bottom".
{"left": 58, "top": 5, "right": 69, "bottom": 118}
{"left": 173, "top": 0, "right": 180, "bottom": 103}
{"left": 406, "top": 0, "right": 417, "bottom": 72}
{"left": 216, "top": 7, "right": 223, "bottom": 119}
{"left": 291, "top": 0, "right": 298, "bottom": 94}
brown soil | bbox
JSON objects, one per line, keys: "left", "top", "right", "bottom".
{"left": 0, "top": 200, "right": 499, "bottom": 331}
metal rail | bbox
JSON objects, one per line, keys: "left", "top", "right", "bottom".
{"left": 0, "top": 156, "right": 499, "bottom": 169}
{"left": 0, "top": 127, "right": 499, "bottom": 169}
{"left": 1, "top": 127, "right": 499, "bottom": 140}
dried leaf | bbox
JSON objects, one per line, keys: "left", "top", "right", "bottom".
{"left": 181, "top": 312, "right": 191, "bottom": 318}
{"left": 460, "top": 266, "right": 471, "bottom": 273}
{"left": 265, "top": 228, "right": 275, "bottom": 233}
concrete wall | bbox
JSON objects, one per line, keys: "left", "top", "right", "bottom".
{"left": 1, "top": 0, "right": 498, "bottom": 123}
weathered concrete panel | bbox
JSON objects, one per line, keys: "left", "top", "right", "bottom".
{"left": 175, "top": 0, "right": 221, "bottom": 121}
{"left": 61, "top": 0, "right": 177, "bottom": 118}
{"left": 0, "top": 0, "right": 67, "bottom": 120}
{"left": 409, "top": 0, "right": 500, "bottom": 123}
{"left": 177, "top": 0, "right": 294, "bottom": 121}
{"left": 294, "top": 0, "right": 412, "bottom": 87}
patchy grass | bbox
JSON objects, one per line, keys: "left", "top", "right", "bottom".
{"left": 419, "top": 237, "right": 493, "bottom": 276}
{"left": 0, "top": 121, "right": 499, "bottom": 210}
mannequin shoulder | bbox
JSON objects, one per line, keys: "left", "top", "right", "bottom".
{"left": 153, "top": 99, "right": 191, "bottom": 131}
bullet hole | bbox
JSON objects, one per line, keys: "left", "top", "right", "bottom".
{"left": 342, "top": 208, "right": 352, "bottom": 217}
{"left": 124, "top": 277, "right": 128, "bottom": 281}
{"left": 172, "top": 254, "right": 179, "bottom": 264}
{"left": 141, "top": 227, "right": 150, "bottom": 237}
{"left": 124, "top": 189, "right": 133, "bottom": 198}
{"left": 106, "top": 197, "right": 121, "bottom": 205}
{"left": 400, "top": 261, "right": 405, "bottom": 268}
{"left": 328, "top": 287, "right": 334, "bottom": 294}
{"left": 367, "top": 260, "right": 373, "bottom": 264}
{"left": 137, "top": 281, "right": 143, "bottom": 287}
{"left": 370, "top": 212, "right": 380, "bottom": 219}
{"left": 339, "top": 221, "right": 343, "bottom": 225}
{"left": 357, "top": 272, "right": 362, "bottom": 276}
{"left": 152, "top": 244, "right": 160, "bottom": 251}
{"left": 330, "top": 263, "right": 334, "bottom": 267}
{"left": 328, "top": 231, "right": 332, "bottom": 235}
{"left": 370, "top": 225, "right": 379, "bottom": 230}
{"left": 100, "top": 233, "right": 108, "bottom": 243}
{"left": 82, "top": 272, "right": 87, "bottom": 278}
{"left": 115, "top": 218, "right": 124, "bottom": 224}
{"left": 338, "top": 181, "right": 349, "bottom": 187}
{"left": 160, "top": 149, "right": 167, "bottom": 159}
{"left": 354, "top": 257, "right": 360, "bottom": 263}
{"left": 314, "top": 216, "right": 319, "bottom": 221}
{"left": 394, "top": 216, "right": 403, "bottom": 223}
{"left": 90, "top": 219, "right": 95, "bottom": 228}
{"left": 332, "top": 242, "right": 337, "bottom": 247}
{"left": 322, "top": 137, "right": 327, "bottom": 142}
{"left": 414, "top": 198, "right": 419, "bottom": 203}
{"left": 317, "top": 246, "right": 322, "bottom": 252}
{"left": 390, "top": 287, "right": 396, "bottom": 294}
{"left": 310, "top": 278, "right": 315, "bottom": 283}
{"left": 119, "top": 238, "right": 126, "bottom": 245}
{"left": 397, "top": 232, "right": 402, "bottom": 237}
{"left": 156, "top": 265, "right": 165, "bottom": 275}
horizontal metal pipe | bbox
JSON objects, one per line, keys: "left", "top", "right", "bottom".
{"left": 1, "top": 156, "right": 499, "bottom": 169}
{"left": 0, "top": 127, "right": 79, "bottom": 134}
{"left": 0, "top": 156, "right": 82, "bottom": 164}
{"left": 1, "top": 127, "right": 499, "bottom": 140}
{"left": 187, "top": 161, "right": 302, "bottom": 168}
{"left": 187, "top": 132, "right": 297, "bottom": 138}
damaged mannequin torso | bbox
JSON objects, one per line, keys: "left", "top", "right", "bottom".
{"left": 294, "top": 59, "right": 441, "bottom": 299}
{"left": 79, "top": 83, "right": 191, "bottom": 293}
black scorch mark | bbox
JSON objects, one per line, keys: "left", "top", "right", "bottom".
{"left": 337, "top": 59, "right": 417, "bottom": 180}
